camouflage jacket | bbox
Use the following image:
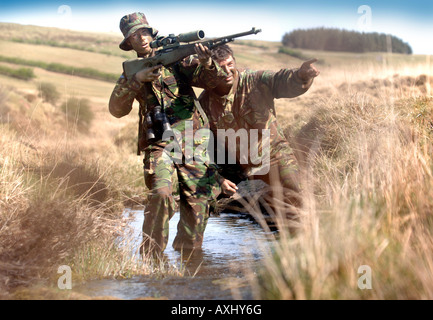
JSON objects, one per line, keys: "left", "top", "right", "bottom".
{"left": 109, "top": 56, "right": 227, "bottom": 154}
{"left": 199, "top": 68, "right": 312, "bottom": 173}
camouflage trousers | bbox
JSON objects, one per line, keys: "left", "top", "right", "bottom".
{"left": 141, "top": 142, "right": 219, "bottom": 255}
{"left": 220, "top": 141, "right": 302, "bottom": 229}
{"left": 251, "top": 148, "right": 302, "bottom": 222}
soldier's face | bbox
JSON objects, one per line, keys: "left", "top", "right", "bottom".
{"left": 218, "top": 55, "right": 236, "bottom": 86}
{"left": 128, "top": 28, "right": 153, "bottom": 56}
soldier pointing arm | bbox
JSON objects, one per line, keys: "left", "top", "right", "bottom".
{"left": 298, "top": 58, "right": 320, "bottom": 88}
{"left": 199, "top": 44, "right": 320, "bottom": 232}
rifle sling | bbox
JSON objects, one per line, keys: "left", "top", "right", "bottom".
{"left": 172, "top": 63, "right": 209, "bottom": 126}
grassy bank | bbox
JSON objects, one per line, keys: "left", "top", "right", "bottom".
{"left": 0, "top": 65, "right": 35, "bottom": 80}
{"left": 249, "top": 70, "right": 433, "bottom": 299}
{"left": 0, "top": 22, "right": 133, "bottom": 59}
{"left": 0, "top": 83, "right": 180, "bottom": 298}
{"left": 0, "top": 55, "right": 119, "bottom": 82}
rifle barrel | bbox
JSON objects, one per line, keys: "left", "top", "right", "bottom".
{"left": 207, "top": 27, "right": 262, "bottom": 42}
{"left": 122, "top": 28, "right": 261, "bottom": 80}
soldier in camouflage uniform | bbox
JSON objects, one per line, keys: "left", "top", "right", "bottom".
{"left": 109, "top": 13, "right": 228, "bottom": 254}
{"left": 199, "top": 45, "right": 320, "bottom": 229}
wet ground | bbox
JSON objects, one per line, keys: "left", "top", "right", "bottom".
{"left": 74, "top": 208, "right": 274, "bottom": 300}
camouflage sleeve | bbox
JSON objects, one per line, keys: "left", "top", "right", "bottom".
{"left": 178, "top": 55, "right": 227, "bottom": 89}
{"left": 208, "top": 162, "right": 226, "bottom": 185}
{"left": 259, "top": 68, "right": 313, "bottom": 99}
{"left": 193, "top": 59, "right": 227, "bottom": 89}
{"left": 108, "top": 74, "right": 143, "bottom": 118}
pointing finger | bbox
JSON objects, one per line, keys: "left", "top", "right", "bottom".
{"left": 304, "top": 58, "right": 318, "bottom": 66}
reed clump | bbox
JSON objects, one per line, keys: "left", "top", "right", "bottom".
{"left": 250, "top": 75, "right": 433, "bottom": 299}
{"left": 0, "top": 84, "right": 173, "bottom": 298}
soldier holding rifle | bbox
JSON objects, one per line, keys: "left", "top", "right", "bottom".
{"left": 109, "top": 12, "right": 229, "bottom": 255}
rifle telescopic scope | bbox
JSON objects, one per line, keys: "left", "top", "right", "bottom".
{"left": 150, "top": 30, "right": 205, "bottom": 48}
{"left": 177, "top": 30, "right": 205, "bottom": 43}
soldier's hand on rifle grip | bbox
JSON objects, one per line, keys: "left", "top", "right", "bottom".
{"left": 194, "top": 43, "right": 212, "bottom": 69}
{"left": 135, "top": 65, "right": 162, "bottom": 82}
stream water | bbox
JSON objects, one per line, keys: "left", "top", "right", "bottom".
{"left": 74, "top": 208, "right": 275, "bottom": 300}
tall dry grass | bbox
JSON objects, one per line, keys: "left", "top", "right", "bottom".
{"left": 1, "top": 26, "right": 432, "bottom": 299}
{"left": 0, "top": 125, "right": 126, "bottom": 293}
{"left": 0, "top": 85, "right": 179, "bottom": 298}
{"left": 247, "top": 62, "right": 433, "bottom": 299}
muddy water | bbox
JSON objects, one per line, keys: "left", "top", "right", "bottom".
{"left": 74, "top": 208, "right": 274, "bottom": 300}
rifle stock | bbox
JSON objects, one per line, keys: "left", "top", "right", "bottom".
{"left": 122, "top": 27, "right": 261, "bottom": 80}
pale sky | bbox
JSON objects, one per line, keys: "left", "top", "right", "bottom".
{"left": 0, "top": 0, "right": 432, "bottom": 54}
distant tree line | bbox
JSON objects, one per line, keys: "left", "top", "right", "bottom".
{"left": 282, "top": 27, "right": 412, "bottom": 54}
